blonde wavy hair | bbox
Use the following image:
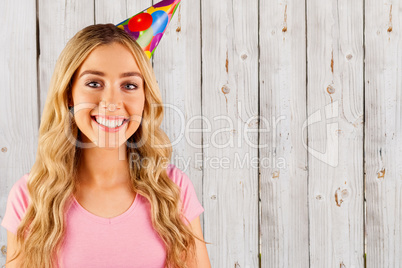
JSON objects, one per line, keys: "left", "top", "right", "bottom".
{"left": 8, "top": 23, "right": 206, "bottom": 268}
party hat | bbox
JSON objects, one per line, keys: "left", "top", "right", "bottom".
{"left": 116, "top": 0, "right": 181, "bottom": 59}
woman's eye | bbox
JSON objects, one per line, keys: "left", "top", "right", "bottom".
{"left": 86, "top": 81, "right": 101, "bottom": 88}
{"left": 124, "top": 83, "right": 138, "bottom": 90}
{"left": 84, "top": 81, "right": 137, "bottom": 90}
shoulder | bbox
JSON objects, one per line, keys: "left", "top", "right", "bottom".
{"left": 8, "top": 173, "right": 30, "bottom": 204}
{"left": 165, "top": 163, "right": 199, "bottom": 202}
{"left": 1, "top": 173, "right": 30, "bottom": 234}
{"left": 165, "top": 164, "right": 197, "bottom": 199}
{"left": 165, "top": 163, "right": 191, "bottom": 187}
{"left": 165, "top": 164, "right": 204, "bottom": 225}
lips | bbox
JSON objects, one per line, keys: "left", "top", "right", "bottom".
{"left": 90, "top": 115, "right": 129, "bottom": 132}
{"left": 92, "top": 115, "right": 128, "bottom": 120}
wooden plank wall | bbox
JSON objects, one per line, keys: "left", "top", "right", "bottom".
{"left": 365, "top": 0, "right": 402, "bottom": 267}
{"left": 1, "top": 0, "right": 401, "bottom": 267}
{"left": 0, "top": 0, "right": 39, "bottom": 264}
{"left": 202, "top": 0, "right": 259, "bottom": 266}
{"left": 260, "top": 0, "right": 309, "bottom": 267}
{"left": 306, "top": 0, "right": 364, "bottom": 267}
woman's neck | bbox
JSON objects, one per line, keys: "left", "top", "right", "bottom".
{"left": 76, "top": 145, "right": 131, "bottom": 190}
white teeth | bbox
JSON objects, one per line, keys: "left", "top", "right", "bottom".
{"left": 95, "top": 117, "right": 125, "bottom": 128}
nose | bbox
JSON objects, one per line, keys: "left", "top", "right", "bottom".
{"left": 100, "top": 100, "right": 122, "bottom": 112}
{"left": 100, "top": 87, "right": 123, "bottom": 112}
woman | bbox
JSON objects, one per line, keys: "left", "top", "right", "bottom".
{"left": 1, "top": 24, "right": 211, "bottom": 268}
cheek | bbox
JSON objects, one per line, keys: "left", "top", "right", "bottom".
{"left": 71, "top": 99, "right": 93, "bottom": 129}
{"left": 127, "top": 97, "right": 145, "bottom": 115}
{"left": 73, "top": 92, "right": 98, "bottom": 105}
{"left": 126, "top": 99, "right": 145, "bottom": 130}
{"left": 74, "top": 112, "right": 92, "bottom": 131}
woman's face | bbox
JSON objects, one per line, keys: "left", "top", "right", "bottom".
{"left": 70, "top": 42, "right": 145, "bottom": 149}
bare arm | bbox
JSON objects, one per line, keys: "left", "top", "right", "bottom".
{"left": 5, "top": 231, "right": 22, "bottom": 268}
{"left": 186, "top": 216, "right": 211, "bottom": 268}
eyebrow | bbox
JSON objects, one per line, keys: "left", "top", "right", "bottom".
{"left": 79, "top": 70, "right": 143, "bottom": 80}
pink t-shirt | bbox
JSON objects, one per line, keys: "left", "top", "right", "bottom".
{"left": 1, "top": 164, "right": 204, "bottom": 268}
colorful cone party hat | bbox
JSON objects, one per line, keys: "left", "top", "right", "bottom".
{"left": 116, "top": 0, "right": 181, "bottom": 59}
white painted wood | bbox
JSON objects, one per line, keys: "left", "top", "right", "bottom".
{"left": 365, "top": 0, "right": 402, "bottom": 267}
{"left": 201, "top": 0, "right": 259, "bottom": 266}
{"left": 307, "top": 0, "right": 364, "bottom": 267}
{"left": 95, "top": 0, "right": 151, "bottom": 25}
{"left": 38, "top": 0, "right": 94, "bottom": 117}
{"left": 151, "top": 0, "right": 205, "bottom": 232}
{"left": 0, "top": 0, "right": 38, "bottom": 265}
{"left": 1, "top": 0, "right": 401, "bottom": 267}
{"left": 259, "top": 1, "right": 309, "bottom": 267}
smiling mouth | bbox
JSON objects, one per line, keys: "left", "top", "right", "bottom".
{"left": 91, "top": 115, "right": 129, "bottom": 129}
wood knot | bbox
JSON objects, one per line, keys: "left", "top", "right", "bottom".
{"left": 221, "top": 85, "right": 230, "bottom": 94}
{"left": 327, "top": 85, "right": 335, "bottom": 94}
{"left": 1, "top": 245, "right": 6, "bottom": 256}
{"left": 377, "top": 168, "right": 386, "bottom": 179}
{"left": 335, "top": 187, "right": 349, "bottom": 207}
{"left": 272, "top": 170, "right": 280, "bottom": 179}
{"left": 341, "top": 189, "right": 349, "bottom": 199}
